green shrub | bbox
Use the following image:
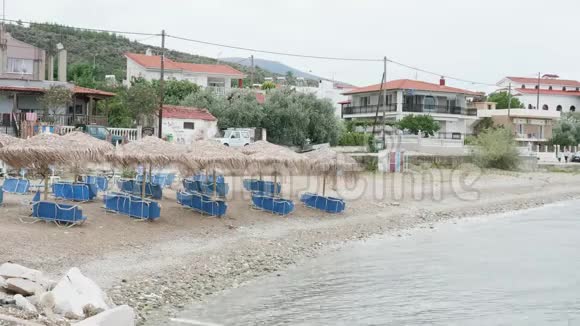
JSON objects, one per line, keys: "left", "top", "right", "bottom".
{"left": 338, "top": 131, "right": 370, "bottom": 146}
{"left": 470, "top": 128, "right": 520, "bottom": 170}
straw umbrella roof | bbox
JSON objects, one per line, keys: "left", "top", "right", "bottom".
{"left": 240, "top": 140, "right": 311, "bottom": 173}
{"left": 181, "top": 140, "right": 248, "bottom": 172}
{"left": 0, "top": 133, "right": 78, "bottom": 168}
{"left": 0, "top": 133, "right": 22, "bottom": 148}
{"left": 61, "top": 131, "right": 114, "bottom": 163}
{"left": 108, "top": 136, "right": 186, "bottom": 167}
{"left": 303, "top": 147, "right": 361, "bottom": 174}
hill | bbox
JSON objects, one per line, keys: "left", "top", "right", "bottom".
{"left": 4, "top": 22, "right": 274, "bottom": 84}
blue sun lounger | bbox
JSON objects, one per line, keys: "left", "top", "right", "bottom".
{"left": 183, "top": 178, "right": 229, "bottom": 197}
{"left": 52, "top": 182, "right": 98, "bottom": 201}
{"left": 300, "top": 192, "right": 346, "bottom": 213}
{"left": 251, "top": 191, "right": 294, "bottom": 216}
{"left": 2, "top": 178, "right": 30, "bottom": 194}
{"left": 31, "top": 192, "right": 87, "bottom": 226}
{"left": 243, "top": 179, "right": 281, "bottom": 195}
{"left": 0, "top": 187, "right": 3, "bottom": 205}
{"left": 177, "top": 191, "right": 227, "bottom": 217}
{"left": 193, "top": 173, "right": 224, "bottom": 183}
{"left": 103, "top": 192, "right": 161, "bottom": 220}
{"left": 117, "top": 179, "right": 163, "bottom": 199}
{"left": 83, "top": 175, "right": 109, "bottom": 192}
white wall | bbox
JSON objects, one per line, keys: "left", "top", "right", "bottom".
{"left": 517, "top": 93, "right": 580, "bottom": 113}
{"left": 161, "top": 117, "right": 218, "bottom": 144}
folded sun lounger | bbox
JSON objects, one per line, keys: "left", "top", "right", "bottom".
{"left": 103, "top": 192, "right": 161, "bottom": 220}
{"left": 251, "top": 191, "right": 294, "bottom": 216}
{"left": 31, "top": 193, "right": 87, "bottom": 226}
{"left": 177, "top": 191, "right": 227, "bottom": 217}
{"left": 117, "top": 179, "right": 163, "bottom": 199}
{"left": 183, "top": 179, "right": 229, "bottom": 197}
{"left": 243, "top": 179, "right": 281, "bottom": 195}
{"left": 2, "top": 177, "right": 30, "bottom": 194}
{"left": 52, "top": 182, "right": 98, "bottom": 202}
{"left": 300, "top": 192, "right": 346, "bottom": 214}
{"left": 83, "top": 175, "right": 109, "bottom": 192}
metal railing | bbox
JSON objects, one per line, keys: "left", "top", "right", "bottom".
{"left": 342, "top": 104, "right": 397, "bottom": 115}
{"left": 10, "top": 112, "right": 108, "bottom": 126}
{"left": 402, "top": 104, "right": 477, "bottom": 116}
{"left": 207, "top": 86, "right": 226, "bottom": 96}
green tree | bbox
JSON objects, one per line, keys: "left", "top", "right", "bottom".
{"left": 285, "top": 71, "right": 297, "bottom": 86}
{"left": 488, "top": 91, "right": 523, "bottom": 109}
{"left": 38, "top": 85, "right": 72, "bottom": 115}
{"left": 261, "top": 81, "right": 276, "bottom": 90}
{"left": 152, "top": 79, "right": 200, "bottom": 105}
{"left": 550, "top": 113, "right": 580, "bottom": 147}
{"left": 124, "top": 82, "right": 158, "bottom": 125}
{"left": 397, "top": 114, "right": 441, "bottom": 136}
{"left": 68, "top": 63, "right": 98, "bottom": 88}
{"left": 471, "top": 127, "right": 520, "bottom": 170}
{"left": 472, "top": 117, "right": 495, "bottom": 135}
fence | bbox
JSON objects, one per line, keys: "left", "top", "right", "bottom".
{"left": 109, "top": 127, "right": 141, "bottom": 141}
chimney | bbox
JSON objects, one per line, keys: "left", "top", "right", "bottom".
{"left": 145, "top": 48, "right": 153, "bottom": 56}
{"left": 47, "top": 54, "right": 54, "bottom": 81}
{"left": 56, "top": 43, "right": 67, "bottom": 82}
{"left": 439, "top": 76, "right": 446, "bottom": 86}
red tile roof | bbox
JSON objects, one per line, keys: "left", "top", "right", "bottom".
{"left": 72, "top": 86, "right": 115, "bottom": 97}
{"left": 506, "top": 76, "right": 580, "bottom": 87}
{"left": 162, "top": 105, "right": 217, "bottom": 121}
{"left": 0, "top": 86, "right": 44, "bottom": 93}
{"left": 126, "top": 52, "right": 244, "bottom": 76}
{"left": 343, "top": 79, "right": 479, "bottom": 95}
{"left": 515, "top": 88, "right": 580, "bottom": 96}
{"left": 337, "top": 100, "right": 351, "bottom": 104}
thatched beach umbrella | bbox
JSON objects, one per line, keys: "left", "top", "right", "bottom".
{"left": 0, "top": 133, "right": 90, "bottom": 199}
{"left": 108, "top": 136, "right": 186, "bottom": 197}
{"left": 240, "top": 140, "right": 311, "bottom": 194}
{"left": 62, "top": 131, "right": 114, "bottom": 163}
{"left": 304, "top": 147, "right": 360, "bottom": 196}
{"left": 180, "top": 140, "right": 249, "bottom": 196}
{"left": 0, "top": 133, "right": 22, "bottom": 148}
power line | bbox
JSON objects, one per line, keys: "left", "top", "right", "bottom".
{"left": 166, "top": 34, "right": 495, "bottom": 86}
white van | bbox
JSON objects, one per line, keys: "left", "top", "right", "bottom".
{"left": 218, "top": 129, "right": 252, "bottom": 147}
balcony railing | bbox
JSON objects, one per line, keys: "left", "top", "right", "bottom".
{"left": 342, "top": 104, "right": 397, "bottom": 115}
{"left": 402, "top": 104, "right": 477, "bottom": 116}
{"left": 11, "top": 112, "right": 108, "bottom": 126}
{"left": 207, "top": 86, "right": 226, "bottom": 96}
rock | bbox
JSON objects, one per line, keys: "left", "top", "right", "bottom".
{"left": 4, "top": 278, "right": 43, "bottom": 296}
{"left": 72, "top": 305, "right": 135, "bottom": 326}
{"left": 0, "top": 276, "right": 5, "bottom": 288}
{"left": 0, "top": 263, "right": 53, "bottom": 290}
{"left": 51, "top": 267, "right": 111, "bottom": 318}
{"left": 14, "top": 294, "right": 38, "bottom": 313}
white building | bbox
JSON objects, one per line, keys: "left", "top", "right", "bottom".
{"left": 293, "top": 80, "right": 355, "bottom": 117}
{"left": 158, "top": 105, "right": 218, "bottom": 144}
{"left": 497, "top": 76, "right": 580, "bottom": 113}
{"left": 125, "top": 52, "right": 245, "bottom": 95}
{"left": 341, "top": 78, "right": 479, "bottom": 139}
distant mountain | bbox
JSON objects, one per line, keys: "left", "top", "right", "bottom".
{"left": 221, "top": 57, "right": 354, "bottom": 87}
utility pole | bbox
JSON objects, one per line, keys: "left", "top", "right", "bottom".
{"left": 382, "top": 56, "right": 388, "bottom": 147}
{"left": 158, "top": 29, "right": 165, "bottom": 138}
{"left": 536, "top": 72, "right": 540, "bottom": 110}
{"left": 371, "top": 56, "right": 387, "bottom": 147}
{"left": 507, "top": 82, "right": 512, "bottom": 117}
{"left": 250, "top": 55, "right": 254, "bottom": 87}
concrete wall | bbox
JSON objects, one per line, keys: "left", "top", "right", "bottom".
{"left": 0, "top": 33, "right": 46, "bottom": 80}
{"left": 518, "top": 93, "right": 579, "bottom": 112}
{"left": 161, "top": 117, "right": 218, "bottom": 144}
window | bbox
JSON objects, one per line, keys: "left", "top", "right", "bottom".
{"left": 230, "top": 131, "right": 240, "bottom": 139}
{"left": 360, "top": 96, "right": 370, "bottom": 107}
{"left": 487, "top": 104, "right": 492, "bottom": 110}
{"left": 557, "top": 105, "right": 562, "bottom": 111}
{"left": 577, "top": 87, "right": 580, "bottom": 91}
{"left": 542, "top": 104, "right": 549, "bottom": 110}
{"left": 528, "top": 104, "right": 533, "bottom": 110}
{"left": 516, "top": 124, "right": 524, "bottom": 135}
{"left": 7, "top": 58, "right": 33, "bottom": 74}
{"left": 571, "top": 106, "right": 576, "bottom": 112}
{"left": 548, "top": 86, "right": 553, "bottom": 90}
{"left": 424, "top": 96, "right": 436, "bottom": 112}
{"left": 183, "top": 122, "right": 195, "bottom": 130}
{"left": 534, "top": 85, "right": 539, "bottom": 89}
{"left": 521, "top": 85, "right": 526, "bottom": 89}
{"left": 563, "top": 87, "right": 567, "bottom": 91}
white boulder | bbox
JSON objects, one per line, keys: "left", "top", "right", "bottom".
{"left": 72, "top": 305, "right": 135, "bottom": 326}
{"left": 51, "top": 268, "right": 111, "bottom": 318}
{"left": 4, "top": 278, "right": 43, "bottom": 296}
{"left": 0, "top": 263, "right": 52, "bottom": 290}
{"left": 0, "top": 276, "right": 6, "bottom": 289}
{"left": 14, "top": 294, "right": 38, "bottom": 313}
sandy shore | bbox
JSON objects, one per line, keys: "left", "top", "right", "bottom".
{"left": 1, "top": 169, "right": 580, "bottom": 324}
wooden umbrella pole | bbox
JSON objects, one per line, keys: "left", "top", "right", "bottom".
{"left": 43, "top": 167, "right": 49, "bottom": 200}
{"left": 141, "top": 164, "right": 147, "bottom": 198}
{"left": 148, "top": 163, "right": 153, "bottom": 183}
{"left": 274, "top": 174, "right": 277, "bottom": 196}
{"left": 322, "top": 174, "right": 326, "bottom": 197}
{"left": 213, "top": 169, "right": 217, "bottom": 197}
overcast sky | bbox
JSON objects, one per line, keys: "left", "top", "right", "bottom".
{"left": 8, "top": 0, "right": 579, "bottom": 92}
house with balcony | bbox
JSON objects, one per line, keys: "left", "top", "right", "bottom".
{"left": 0, "top": 29, "right": 115, "bottom": 137}
{"left": 341, "top": 78, "right": 480, "bottom": 139}
{"left": 497, "top": 76, "right": 580, "bottom": 113}
{"left": 125, "top": 51, "right": 245, "bottom": 95}
{"left": 477, "top": 108, "right": 560, "bottom": 147}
